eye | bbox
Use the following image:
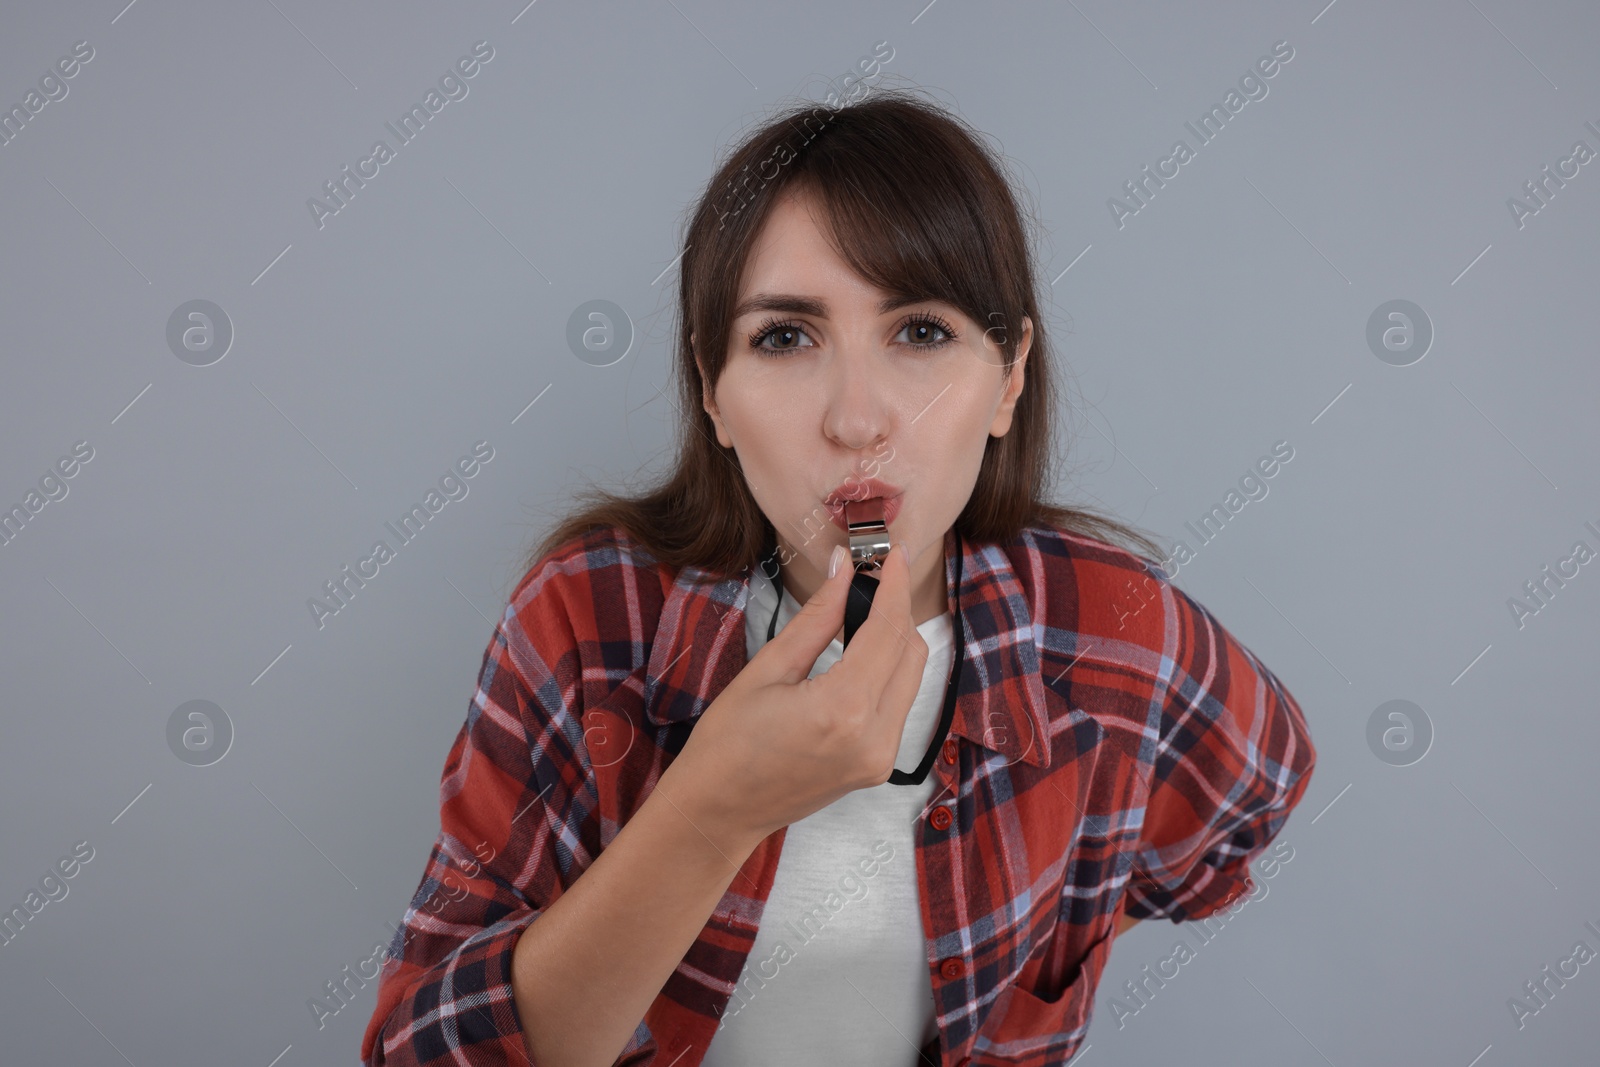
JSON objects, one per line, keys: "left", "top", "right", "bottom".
{"left": 745, "top": 312, "right": 960, "bottom": 356}
{"left": 747, "top": 317, "right": 816, "bottom": 354}
{"left": 894, "top": 313, "right": 958, "bottom": 350}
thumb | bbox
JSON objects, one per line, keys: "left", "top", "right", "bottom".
{"left": 763, "top": 544, "right": 854, "bottom": 684}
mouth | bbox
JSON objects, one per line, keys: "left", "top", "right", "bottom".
{"left": 824, "top": 489, "right": 903, "bottom": 533}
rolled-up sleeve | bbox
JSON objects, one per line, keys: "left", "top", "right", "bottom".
{"left": 1122, "top": 582, "right": 1317, "bottom": 922}
{"left": 361, "top": 564, "right": 606, "bottom": 1066}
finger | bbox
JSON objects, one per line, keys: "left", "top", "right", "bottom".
{"left": 764, "top": 543, "right": 855, "bottom": 684}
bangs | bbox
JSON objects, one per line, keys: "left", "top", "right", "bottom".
{"left": 785, "top": 121, "right": 1017, "bottom": 338}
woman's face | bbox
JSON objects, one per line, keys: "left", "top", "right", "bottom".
{"left": 695, "top": 185, "right": 1032, "bottom": 621}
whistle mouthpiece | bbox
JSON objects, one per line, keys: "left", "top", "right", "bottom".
{"left": 845, "top": 498, "right": 892, "bottom": 572}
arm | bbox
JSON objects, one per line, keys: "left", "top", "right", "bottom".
{"left": 366, "top": 554, "right": 764, "bottom": 1067}
{"left": 1123, "top": 582, "right": 1317, "bottom": 923}
{"left": 362, "top": 552, "right": 769, "bottom": 1067}
{"left": 510, "top": 759, "right": 762, "bottom": 1067}
{"left": 1114, "top": 913, "right": 1141, "bottom": 937}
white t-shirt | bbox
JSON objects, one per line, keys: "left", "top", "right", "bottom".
{"left": 700, "top": 566, "right": 954, "bottom": 1066}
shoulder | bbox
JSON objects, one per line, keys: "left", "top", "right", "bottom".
{"left": 1007, "top": 520, "right": 1174, "bottom": 638}
{"left": 1009, "top": 521, "right": 1170, "bottom": 585}
{"left": 1012, "top": 521, "right": 1313, "bottom": 775}
{"left": 1007, "top": 520, "right": 1251, "bottom": 687}
{"left": 501, "top": 523, "right": 672, "bottom": 665}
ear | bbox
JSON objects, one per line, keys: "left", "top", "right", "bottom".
{"left": 988, "top": 315, "right": 1032, "bottom": 438}
{"left": 692, "top": 332, "right": 735, "bottom": 449}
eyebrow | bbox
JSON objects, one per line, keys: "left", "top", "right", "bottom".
{"left": 730, "top": 292, "right": 936, "bottom": 320}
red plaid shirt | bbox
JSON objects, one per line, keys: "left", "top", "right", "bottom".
{"left": 361, "top": 521, "right": 1316, "bottom": 1066}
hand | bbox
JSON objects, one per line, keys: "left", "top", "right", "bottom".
{"left": 661, "top": 541, "right": 930, "bottom": 851}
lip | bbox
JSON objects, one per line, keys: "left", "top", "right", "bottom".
{"left": 823, "top": 478, "right": 903, "bottom": 533}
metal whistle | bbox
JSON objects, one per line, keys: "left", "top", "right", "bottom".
{"left": 845, "top": 497, "right": 893, "bottom": 572}
{"left": 841, "top": 497, "right": 891, "bottom": 648}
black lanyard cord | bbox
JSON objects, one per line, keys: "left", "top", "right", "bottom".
{"left": 762, "top": 533, "right": 964, "bottom": 786}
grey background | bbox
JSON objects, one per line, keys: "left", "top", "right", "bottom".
{"left": 1, "top": 1, "right": 1596, "bottom": 1064}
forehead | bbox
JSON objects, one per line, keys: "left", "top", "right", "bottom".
{"left": 734, "top": 189, "right": 879, "bottom": 306}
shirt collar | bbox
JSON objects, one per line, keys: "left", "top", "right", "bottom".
{"left": 641, "top": 525, "right": 1053, "bottom": 769}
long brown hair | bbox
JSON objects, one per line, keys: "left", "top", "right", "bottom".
{"left": 522, "top": 87, "right": 1164, "bottom": 581}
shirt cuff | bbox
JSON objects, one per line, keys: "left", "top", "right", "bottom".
{"left": 365, "top": 910, "right": 540, "bottom": 1065}
{"left": 1122, "top": 848, "right": 1258, "bottom": 923}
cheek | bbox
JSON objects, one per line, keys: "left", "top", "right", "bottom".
{"left": 938, "top": 367, "right": 1009, "bottom": 441}
{"left": 715, "top": 357, "right": 795, "bottom": 425}
{"left": 721, "top": 385, "right": 808, "bottom": 456}
{"left": 925, "top": 428, "right": 989, "bottom": 492}
{"left": 717, "top": 393, "right": 816, "bottom": 505}
{"left": 904, "top": 385, "right": 996, "bottom": 497}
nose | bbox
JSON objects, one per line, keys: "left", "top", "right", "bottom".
{"left": 820, "top": 344, "right": 893, "bottom": 453}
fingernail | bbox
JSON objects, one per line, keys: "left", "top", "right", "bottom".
{"left": 897, "top": 541, "right": 910, "bottom": 563}
{"left": 828, "top": 544, "right": 846, "bottom": 578}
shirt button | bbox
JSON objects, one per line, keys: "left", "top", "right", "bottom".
{"left": 939, "top": 957, "right": 965, "bottom": 980}
{"left": 928, "top": 805, "right": 953, "bottom": 831}
{"left": 941, "top": 738, "right": 958, "bottom": 765}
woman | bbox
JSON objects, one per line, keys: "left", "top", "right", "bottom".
{"left": 361, "top": 89, "right": 1316, "bottom": 1067}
